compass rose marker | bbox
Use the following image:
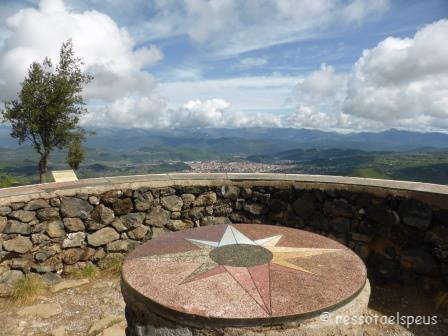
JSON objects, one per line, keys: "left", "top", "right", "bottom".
{"left": 138, "top": 225, "right": 342, "bottom": 316}
{"left": 255, "top": 234, "right": 282, "bottom": 247}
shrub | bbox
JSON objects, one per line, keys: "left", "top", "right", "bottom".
{"left": 12, "top": 274, "right": 45, "bottom": 303}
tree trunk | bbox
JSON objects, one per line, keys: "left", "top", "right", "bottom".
{"left": 39, "top": 152, "right": 49, "bottom": 183}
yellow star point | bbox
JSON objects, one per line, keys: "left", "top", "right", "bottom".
{"left": 266, "top": 247, "right": 341, "bottom": 274}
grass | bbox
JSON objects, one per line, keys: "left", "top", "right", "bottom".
{"left": 101, "top": 254, "right": 125, "bottom": 276}
{"left": 70, "top": 264, "right": 98, "bottom": 279}
{"left": 12, "top": 274, "right": 46, "bottom": 303}
{"left": 351, "top": 167, "right": 392, "bottom": 179}
{"left": 0, "top": 173, "right": 21, "bottom": 188}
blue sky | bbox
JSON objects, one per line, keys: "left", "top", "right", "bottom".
{"left": 151, "top": 1, "right": 446, "bottom": 77}
{"left": 0, "top": 0, "right": 447, "bottom": 131}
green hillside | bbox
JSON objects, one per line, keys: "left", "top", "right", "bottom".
{"left": 1, "top": 143, "right": 448, "bottom": 188}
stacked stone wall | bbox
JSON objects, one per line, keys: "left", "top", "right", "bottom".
{"left": 1, "top": 178, "right": 447, "bottom": 296}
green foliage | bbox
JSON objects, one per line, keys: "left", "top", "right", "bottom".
{"left": 0, "top": 173, "right": 19, "bottom": 188}
{"left": 12, "top": 274, "right": 46, "bottom": 303}
{"left": 102, "top": 254, "right": 125, "bottom": 276}
{"left": 1, "top": 39, "right": 93, "bottom": 182}
{"left": 66, "top": 138, "right": 85, "bottom": 171}
{"left": 70, "top": 264, "right": 98, "bottom": 279}
{"left": 351, "top": 167, "right": 392, "bottom": 179}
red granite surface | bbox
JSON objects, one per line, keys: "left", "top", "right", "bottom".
{"left": 122, "top": 224, "right": 367, "bottom": 321}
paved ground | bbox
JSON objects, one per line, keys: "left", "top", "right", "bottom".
{"left": 0, "top": 274, "right": 446, "bottom": 335}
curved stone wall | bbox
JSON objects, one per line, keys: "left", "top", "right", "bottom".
{"left": 0, "top": 173, "right": 447, "bottom": 296}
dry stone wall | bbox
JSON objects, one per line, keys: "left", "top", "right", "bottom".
{"left": 0, "top": 178, "right": 447, "bottom": 297}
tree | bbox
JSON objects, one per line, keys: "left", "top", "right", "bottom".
{"left": 0, "top": 173, "right": 19, "bottom": 188}
{"left": 66, "top": 137, "right": 85, "bottom": 171}
{"left": 1, "top": 39, "right": 93, "bottom": 183}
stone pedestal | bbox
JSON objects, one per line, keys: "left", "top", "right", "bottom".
{"left": 121, "top": 224, "right": 370, "bottom": 336}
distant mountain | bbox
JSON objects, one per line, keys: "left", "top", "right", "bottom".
{"left": 2, "top": 125, "right": 448, "bottom": 186}
{"left": 247, "top": 148, "right": 372, "bottom": 163}
{"left": 1, "top": 125, "right": 447, "bottom": 152}
{"left": 83, "top": 127, "right": 448, "bottom": 152}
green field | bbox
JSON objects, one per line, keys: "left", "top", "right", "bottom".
{"left": 276, "top": 150, "right": 448, "bottom": 184}
{"left": 351, "top": 167, "right": 392, "bottom": 179}
{"left": 1, "top": 145, "right": 448, "bottom": 188}
{"left": 0, "top": 146, "right": 194, "bottom": 187}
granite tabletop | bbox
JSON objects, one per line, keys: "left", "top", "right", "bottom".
{"left": 121, "top": 224, "right": 367, "bottom": 325}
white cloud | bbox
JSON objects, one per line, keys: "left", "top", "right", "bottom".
{"left": 170, "top": 98, "right": 282, "bottom": 128}
{"left": 0, "top": 0, "right": 297, "bottom": 129}
{"left": 295, "top": 63, "right": 347, "bottom": 105}
{"left": 239, "top": 57, "right": 268, "bottom": 68}
{"left": 158, "top": 75, "right": 299, "bottom": 113}
{"left": 82, "top": 95, "right": 168, "bottom": 128}
{"left": 287, "top": 19, "right": 448, "bottom": 132}
{"left": 82, "top": 97, "right": 282, "bottom": 129}
{"left": 343, "top": 19, "right": 448, "bottom": 131}
{"left": 286, "top": 105, "right": 337, "bottom": 129}
{"left": 165, "top": 67, "right": 202, "bottom": 81}
{"left": 286, "top": 105, "right": 384, "bottom": 131}
{"left": 342, "top": 0, "right": 389, "bottom": 23}
{"left": 1, "top": 1, "right": 445, "bottom": 132}
{"left": 0, "top": 0, "right": 163, "bottom": 126}
{"left": 171, "top": 99, "right": 230, "bottom": 128}
{"left": 139, "top": 0, "right": 390, "bottom": 56}
{"left": 288, "top": 64, "right": 351, "bottom": 130}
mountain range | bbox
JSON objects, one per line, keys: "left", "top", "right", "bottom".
{"left": 1, "top": 125, "right": 447, "bottom": 153}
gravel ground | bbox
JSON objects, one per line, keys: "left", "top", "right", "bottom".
{"left": 0, "top": 276, "right": 446, "bottom": 335}
{"left": 0, "top": 275, "right": 126, "bottom": 336}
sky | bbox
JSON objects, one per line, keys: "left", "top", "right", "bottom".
{"left": 0, "top": 0, "right": 447, "bottom": 132}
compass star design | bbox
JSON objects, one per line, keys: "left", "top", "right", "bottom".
{"left": 140, "top": 225, "right": 341, "bottom": 315}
